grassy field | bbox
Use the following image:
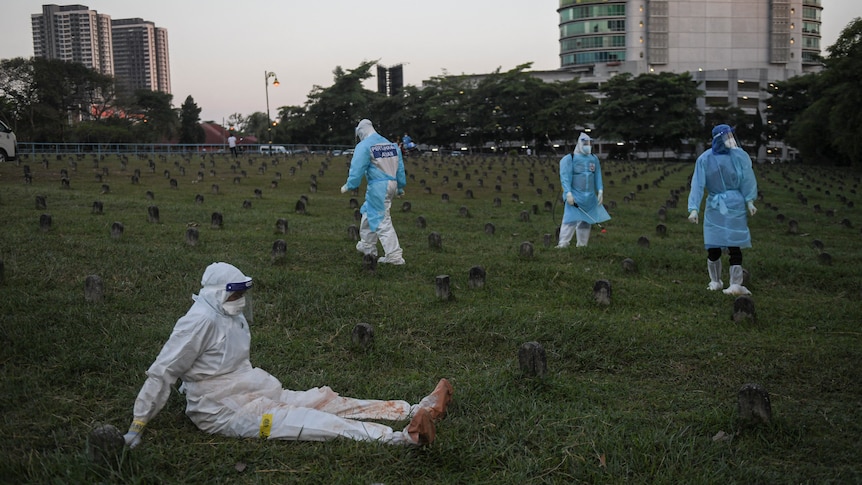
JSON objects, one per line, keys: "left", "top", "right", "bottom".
{"left": 0, "top": 150, "right": 860, "bottom": 484}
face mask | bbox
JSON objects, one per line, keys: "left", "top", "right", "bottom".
{"left": 582, "top": 145, "right": 592, "bottom": 155}
{"left": 724, "top": 138, "right": 737, "bottom": 149}
{"left": 222, "top": 296, "right": 246, "bottom": 316}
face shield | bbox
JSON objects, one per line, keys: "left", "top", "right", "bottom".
{"left": 223, "top": 279, "right": 254, "bottom": 324}
{"left": 713, "top": 126, "right": 739, "bottom": 150}
{"left": 575, "top": 133, "right": 593, "bottom": 155}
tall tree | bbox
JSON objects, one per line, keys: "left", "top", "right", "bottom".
{"left": 133, "top": 89, "right": 177, "bottom": 142}
{"left": 594, "top": 72, "right": 702, "bottom": 160}
{"left": 178, "top": 95, "right": 204, "bottom": 144}
{"left": 301, "top": 62, "right": 381, "bottom": 145}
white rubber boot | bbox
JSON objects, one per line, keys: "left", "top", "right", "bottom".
{"left": 723, "top": 265, "right": 751, "bottom": 295}
{"left": 575, "top": 225, "right": 591, "bottom": 247}
{"left": 556, "top": 224, "right": 575, "bottom": 248}
{"left": 707, "top": 259, "right": 723, "bottom": 291}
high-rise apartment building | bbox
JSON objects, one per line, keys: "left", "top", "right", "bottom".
{"left": 111, "top": 18, "right": 171, "bottom": 94}
{"left": 32, "top": 4, "right": 114, "bottom": 76}
{"left": 31, "top": 4, "right": 171, "bottom": 94}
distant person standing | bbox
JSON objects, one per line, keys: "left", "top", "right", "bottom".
{"left": 228, "top": 133, "right": 238, "bottom": 158}
{"left": 556, "top": 133, "right": 610, "bottom": 248}
{"left": 341, "top": 119, "right": 407, "bottom": 264}
{"left": 687, "top": 124, "right": 758, "bottom": 295}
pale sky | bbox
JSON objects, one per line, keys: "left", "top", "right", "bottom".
{"left": 1, "top": 0, "right": 859, "bottom": 123}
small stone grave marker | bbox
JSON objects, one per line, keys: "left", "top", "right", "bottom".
{"left": 347, "top": 225, "right": 359, "bottom": 241}
{"left": 737, "top": 383, "right": 771, "bottom": 425}
{"left": 435, "top": 274, "right": 453, "bottom": 300}
{"left": 87, "top": 423, "right": 124, "bottom": 466}
{"left": 518, "top": 341, "right": 547, "bottom": 378}
{"left": 110, "top": 222, "right": 123, "bottom": 239}
{"left": 732, "top": 295, "right": 756, "bottom": 323}
{"left": 271, "top": 239, "right": 287, "bottom": 261}
{"left": 362, "top": 253, "right": 377, "bottom": 273}
{"left": 39, "top": 213, "right": 52, "bottom": 231}
{"left": 211, "top": 212, "right": 223, "bottom": 229}
{"left": 185, "top": 227, "right": 199, "bottom": 246}
{"left": 351, "top": 323, "right": 375, "bottom": 350}
{"left": 428, "top": 232, "right": 443, "bottom": 249}
{"left": 468, "top": 266, "right": 486, "bottom": 289}
{"left": 593, "top": 279, "right": 611, "bottom": 305}
{"left": 85, "top": 275, "right": 104, "bottom": 302}
{"left": 276, "top": 218, "right": 288, "bottom": 234}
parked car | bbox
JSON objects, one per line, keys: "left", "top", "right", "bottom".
{"left": 0, "top": 119, "right": 18, "bottom": 162}
{"left": 259, "top": 145, "right": 288, "bottom": 154}
{"left": 342, "top": 148, "right": 355, "bottom": 157}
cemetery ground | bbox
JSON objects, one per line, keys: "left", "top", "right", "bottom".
{"left": 0, "top": 151, "right": 860, "bottom": 484}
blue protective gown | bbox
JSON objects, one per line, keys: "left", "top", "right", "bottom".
{"left": 345, "top": 133, "right": 406, "bottom": 232}
{"left": 687, "top": 143, "right": 758, "bottom": 249}
{"left": 559, "top": 152, "right": 611, "bottom": 225}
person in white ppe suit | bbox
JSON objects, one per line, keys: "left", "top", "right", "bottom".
{"left": 687, "top": 124, "right": 758, "bottom": 295}
{"left": 556, "top": 132, "right": 611, "bottom": 248}
{"left": 123, "top": 262, "right": 452, "bottom": 448}
{"left": 341, "top": 119, "right": 407, "bottom": 265}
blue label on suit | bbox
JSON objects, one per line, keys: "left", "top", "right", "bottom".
{"left": 371, "top": 144, "right": 398, "bottom": 159}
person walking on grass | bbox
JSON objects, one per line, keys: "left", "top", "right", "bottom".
{"left": 341, "top": 119, "right": 407, "bottom": 265}
{"left": 123, "top": 262, "right": 452, "bottom": 448}
{"left": 556, "top": 132, "right": 611, "bottom": 248}
{"left": 688, "top": 124, "right": 759, "bottom": 295}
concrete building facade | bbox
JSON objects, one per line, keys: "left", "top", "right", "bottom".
{"left": 555, "top": 0, "right": 824, "bottom": 160}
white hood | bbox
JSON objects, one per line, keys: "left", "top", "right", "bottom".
{"left": 355, "top": 119, "right": 377, "bottom": 141}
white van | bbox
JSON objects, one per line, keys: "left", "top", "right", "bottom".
{"left": 0, "top": 119, "right": 17, "bottom": 162}
{"left": 259, "top": 144, "right": 288, "bottom": 155}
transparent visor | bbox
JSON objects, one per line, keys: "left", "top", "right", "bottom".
{"left": 714, "top": 131, "right": 738, "bottom": 149}
{"left": 225, "top": 280, "right": 254, "bottom": 323}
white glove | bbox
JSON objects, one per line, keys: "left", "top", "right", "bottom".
{"left": 397, "top": 188, "right": 404, "bottom": 197}
{"left": 688, "top": 210, "right": 698, "bottom": 224}
{"left": 597, "top": 190, "right": 603, "bottom": 206}
{"left": 124, "top": 420, "right": 145, "bottom": 449}
{"left": 747, "top": 200, "right": 757, "bottom": 216}
{"left": 124, "top": 431, "right": 142, "bottom": 449}
{"left": 340, "top": 184, "right": 349, "bottom": 194}
{"left": 565, "top": 192, "right": 575, "bottom": 206}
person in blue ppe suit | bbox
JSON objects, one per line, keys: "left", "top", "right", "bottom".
{"left": 123, "top": 262, "right": 452, "bottom": 448}
{"left": 556, "top": 132, "right": 611, "bottom": 248}
{"left": 687, "top": 124, "right": 758, "bottom": 295}
{"left": 341, "top": 119, "right": 407, "bottom": 264}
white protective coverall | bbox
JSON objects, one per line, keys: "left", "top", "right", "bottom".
{"left": 125, "top": 262, "right": 443, "bottom": 447}
{"left": 557, "top": 133, "right": 611, "bottom": 248}
{"left": 342, "top": 119, "right": 407, "bottom": 264}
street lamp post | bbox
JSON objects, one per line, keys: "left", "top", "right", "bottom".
{"left": 264, "top": 70, "right": 279, "bottom": 145}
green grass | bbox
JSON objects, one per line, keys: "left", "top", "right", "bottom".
{"left": 1, "top": 152, "right": 860, "bottom": 484}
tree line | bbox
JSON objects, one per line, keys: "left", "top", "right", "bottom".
{"left": 1, "top": 18, "right": 859, "bottom": 163}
